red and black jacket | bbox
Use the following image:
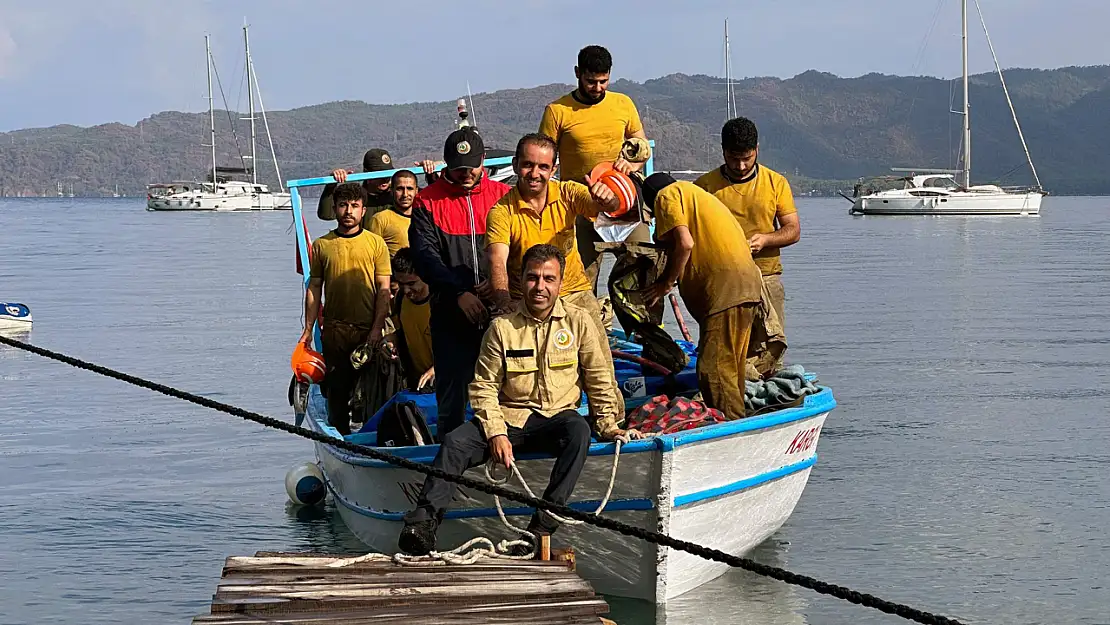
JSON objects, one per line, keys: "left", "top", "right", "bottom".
{"left": 408, "top": 169, "right": 511, "bottom": 312}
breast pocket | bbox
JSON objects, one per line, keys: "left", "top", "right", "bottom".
{"left": 504, "top": 349, "right": 539, "bottom": 398}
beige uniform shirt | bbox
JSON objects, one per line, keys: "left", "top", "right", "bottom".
{"left": 469, "top": 299, "right": 622, "bottom": 440}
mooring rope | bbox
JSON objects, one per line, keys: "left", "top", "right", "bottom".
{"left": 0, "top": 335, "right": 967, "bottom": 625}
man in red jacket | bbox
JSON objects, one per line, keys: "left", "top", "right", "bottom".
{"left": 408, "top": 127, "right": 512, "bottom": 441}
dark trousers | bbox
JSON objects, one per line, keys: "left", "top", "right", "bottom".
{"left": 429, "top": 312, "right": 484, "bottom": 442}
{"left": 404, "top": 409, "right": 593, "bottom": 534}
{"left": 321, "top": 321, "right": 370, "bottom": 437}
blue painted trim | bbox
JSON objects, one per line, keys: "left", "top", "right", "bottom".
{"left": 658, "top": 391, "right": 836, "bottom": 452}
{"left": 307, "top": 386, "right": 834, "bottom": 469}
{"left": 286, "top": 156, "right": 516, "bottom": 189}
{"left": 673, "top": 456, "right": 818, "bottom": 508}
{"left": 328, "top": 482, "right": 655, "bottom": 522}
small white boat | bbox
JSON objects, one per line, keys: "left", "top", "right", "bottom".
{"left": 147, "top": 26, "right": 290, "bottom": 212}
{"left": 850, "top": 172, "right": 1043, "bottom": 216}
{"left": 0, "top": 302, "right": 32, "bottom": 331}
{"left": 147, "top": 178, "right": 291, "bottom": 212}
{"left": 850, "top": 0, "right": 1045, "bottom": 216}
{"left": 299, "top": 348, "right": 833, "bottom": 604}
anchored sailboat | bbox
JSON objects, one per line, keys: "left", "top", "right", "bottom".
{"left": 850, "top": 0, "right": 1045, "bottom": 216}
{"left": 147, "top": 25, "right": 291, "bottom": 211}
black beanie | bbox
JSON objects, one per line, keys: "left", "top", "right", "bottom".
{"left": 641, "top": 172, "right": 677, "bottom": 211}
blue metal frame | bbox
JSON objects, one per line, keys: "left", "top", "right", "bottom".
{"left": 286, "top": 142, "right": 657, "bottom": 350}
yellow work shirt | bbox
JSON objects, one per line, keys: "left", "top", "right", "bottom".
{"left": 538, "top": 91, "right": 644, "bottom": 184}
{"left": 694, "top": 165, "right": 797, "bottom": 276}
{"left": 398, "top": 297, "right": 433, "bottom": 374}
{"left": 469, "top": 299, "right": 621, "bottom": 440}
{"left": 486, "top": 180, "right": 601, "bottom": 298}
{"left": 309, "top": 229, "right": 391, "bottom": 325}
{"left": 653, "top": 181, "right": 763, "bottom": 322}
{"left": 367, "top": 208, "right": 411, "bottom": 258}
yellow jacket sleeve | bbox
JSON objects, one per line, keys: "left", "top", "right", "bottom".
{"left": 468, "top": 322, "right": 508, "bottom": 439}
{"left": 576, "top": 314, "right": 621, "bottom": 437}
{"left": 562, "top": 181, "right": 603, "bottom": 219}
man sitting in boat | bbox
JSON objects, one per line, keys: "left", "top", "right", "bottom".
{"left": 538, "top": 44, "right": 651, "bottom": 289}
{"left": 695, "top": 117, "right": 799, "bottom": 348}
{"left": 408, "top": 126, "right": 511, "bottom": 442}
{"left": 639, "top": 173, "right": 764, "bottom": 420}
{"left": 317, "top": 148, "right": 396, "bottom": 227}
{"left": 300, "top": 182, "right": 393, "bottom": 435}
{"left": 368, "top": 170, "right": 418, "bottom": 259}
{"left": 388, "top": 247, "right": 435, "bottom": 392}
{"left": 486, "top": 132, "right": 625, "bottom": 414}
{"left": 398, "top": 244, "right": 641, "bottom": 556}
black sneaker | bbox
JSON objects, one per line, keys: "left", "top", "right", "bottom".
{"left": 398, "top": 518, "right": 438, "bottom": 556}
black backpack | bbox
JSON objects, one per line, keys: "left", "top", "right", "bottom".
{"left": 376, "top": 400, "right": 434, "bottom": 447}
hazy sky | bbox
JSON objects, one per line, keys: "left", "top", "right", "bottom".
{"left": 0, "top": 0, "right": 1104, "bottom": 131}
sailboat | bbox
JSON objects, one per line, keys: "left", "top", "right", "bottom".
{"left": 147, "top": 25, "right": 291, "bottom": 212}
{"left": 850, "top": 0, "right": 1045, "bottom": 216}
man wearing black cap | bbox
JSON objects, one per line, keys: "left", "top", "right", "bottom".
{"left": 638, "top": 173, "right": 764, "bottom": 421}
{"left": 408, "top": 126, "right": 512, "bottom": 441}
{"left": 317, "top": 148, "right": 396, "bottom": 228}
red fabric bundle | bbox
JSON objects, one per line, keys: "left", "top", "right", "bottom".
{"left": 626, "top": 395, "right": 727, "bottom": 434}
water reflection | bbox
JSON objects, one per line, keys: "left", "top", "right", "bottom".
{"left": 606, "top": 538, "right": 809, "bottom": 625}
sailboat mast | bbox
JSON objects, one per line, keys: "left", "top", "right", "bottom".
{"left": 206, "top": 35, "right": 216, "bottom": 187}
{"left": 961, "top": 0, "right": 971, "bottom": 188}
{"left": 724, "top": 19, "right": 735, "bottom": 120}
{"left": 244, "top": 23, "right": 257, "bottom": 185}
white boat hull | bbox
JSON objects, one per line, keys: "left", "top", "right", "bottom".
{"left": 851, "top": 190, "right": 1043, "bottom": 215}
{"left": 0, "top": 302, "right": 32, "bottom": 331}
{"left": 303, "top": 386, "right": 834, "bottom": 604}
{"left": 147, "top": 191, "right": 291, "bottom": 211}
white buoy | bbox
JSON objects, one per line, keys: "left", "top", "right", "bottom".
{"left": 285, "top": 462, "right": 326, "bottom": 506}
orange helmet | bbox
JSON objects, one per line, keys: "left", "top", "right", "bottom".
{"left": 590, "top": 162, "right": 638, "bottom": 219}
{"left": 291, "top": 342, "right": 326, "bottom": 384}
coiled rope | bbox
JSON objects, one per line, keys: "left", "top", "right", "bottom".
{"left": 0, "top": 335, "right": 967, "bottom": 625}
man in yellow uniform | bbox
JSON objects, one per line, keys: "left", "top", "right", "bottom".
{"left": 398, "top": 244, "right": 640, "bottom": 556}
{"left": 486, "top": 134, "right": 620, "bottom": 321}
{"left": 694, "top": 117, "right": 800, "bottom": 330}
{"left": 639, "top": 173, "right": 763, "bottom": 421}
{"left": 389, "top": 247, "right": 435, "bottom": 391}
{"left": 539, "top": 45, "right": 650, "bottom": 287}
{"left": 300, "top": 182, "right": 393, "bottom": 435}
{"left": 486, "top": 133, "right": 625, "bottom": 415}
{"left": 368, "top": 170, "right": 418, "bottom": 258}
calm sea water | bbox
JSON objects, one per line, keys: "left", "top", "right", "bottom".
{"left": 1, "top": 197, "right": 1108, "bottom": 625}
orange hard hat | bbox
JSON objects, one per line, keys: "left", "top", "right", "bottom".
{"left": 291, "top": 342, "right": 326, "bottom": 384}
{"left": 589, "top": 162, "right": 637, "bottom": 218}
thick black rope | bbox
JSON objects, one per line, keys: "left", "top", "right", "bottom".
{"left": 0, "top": 335, "right": 966, "bottom": 625}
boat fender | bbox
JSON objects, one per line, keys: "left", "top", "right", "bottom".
{"left": 285, "top": 462, "right": 326, "bottom": 506}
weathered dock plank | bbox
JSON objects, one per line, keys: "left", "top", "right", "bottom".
{"left": 192, "top": 551, "right": 613, "bottom": 625}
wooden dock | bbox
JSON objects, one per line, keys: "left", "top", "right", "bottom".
{"left": 191, "top": 551, "right": 614, "bottom": 624}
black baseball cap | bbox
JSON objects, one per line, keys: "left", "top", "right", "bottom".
{"left": 642, "top": 172, "right": 677, "bottom": 210}
{"left": 443, "top": 127, "right": 484, "bottom": 170}
{"left": 362, "top": 148, "right": 394, "bottom": 172}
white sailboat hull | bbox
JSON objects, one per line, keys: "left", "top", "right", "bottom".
{"left": 303, "top": 386, "right": 834, "bottom": 604}
{"left": 147, "top": 191, "right": 291, "bottom": 211}
{"left": 851, "top": 190, "right": 1042, "bottom": 216}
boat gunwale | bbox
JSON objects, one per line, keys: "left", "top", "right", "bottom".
{"left": 305, "top": 386, "right": 835, "bottom": 468}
